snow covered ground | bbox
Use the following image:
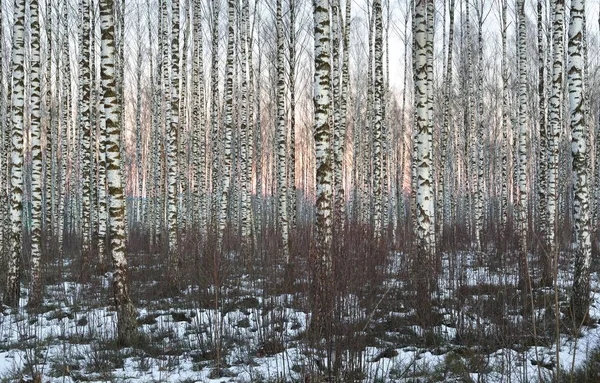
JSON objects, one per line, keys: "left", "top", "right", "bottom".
{"left": 1, "top": 252, "right": 599, "bottom": 382}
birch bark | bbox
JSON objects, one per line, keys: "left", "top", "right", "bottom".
{"left": 29, "top": 0, "right": 44, "bottom": 307}
{"left": 568, "top": 0, "right": 591, "bottom": 324}
{"left": 100, "top": 0, "right": 138, "bottom": 344}
{"left": 312, "top": 0, "right": 333, "bottom": 335}
{"left": 4, "top": 0, "right": 26, "bottom": 307}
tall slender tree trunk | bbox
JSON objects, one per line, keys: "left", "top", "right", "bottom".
{"left": 426, "top": 0, "right": 435, "bottom": 250}
{"left": 210, "top": 0, "right": 220, "bottom": 228}
{"left": 372, "top": 0, "right": 384, "bottom": 238}
{"left": 242, "top": 0, "right": 254, "bottom": 244}
{"left": 568, "top": 0, "right": 591, "bottom": 325}
{"left": 312, "top": 0, "right": 333, "bottom": 336}
{"left": 548, "top": 0, "right": 563, "bottom": 262}
{"left": 440, "top": 0, "right": 454, "bottom": 237}
{"left": 501, "top": 0, "right": 509, "bottom": 230}
{"left": 45, "top": 0, "right": 55, "bottom": 240}
{"left": 254, "top": 9, "right": 263, "bottom": 255}
{"left": 4, "top": 0, "right": 26, "bottom": 307}
{"left": 516, "top": 0, "right": 530, "bottom": 293}
{"left": 192, "top": 0, "right": 207, "bottom": 237}
{"left": 363, "top": 8, "right": 374, "bottom": 226}
{"left": 537, "top": 0, "right": 551, "bottom": 284}
{"left": 413, "top": 0, "right": 435, "bottom": 289}
{"left": 160, "top": 0, "right": 171, "bottom": 247}
{"left": 146, "top": 0, "right": 157, "bottom": 248}
{"left": 80, "top": 0, "right": 92, "bottom": 278}
{"left": 474, "top": 2, "right": 484, "bottom": 251}
{"left": 276, "top": 0, "right": 289, "bottom": 261}
{"left": 179, "top": 3, "right": 190, "bottom": 235}
{"left": 167, "top": 0, "right": 181, "bottom": 282}
{"left": 0, "top": 0, "right": 5, "bottom": 264}
{"left": 244, "top": 0, "right": 256, "bottom": 252}
{"left": 335, "top": 0, "right": 350, "bottom": 232}
{"left": 465, "top": 0, "right": 475, "bottom": 241}
{"left": 135, "top": 13, "right": 144, "bottom": 229}
{"left": 331, "top": 0, "right": 341, "bottom": 232}
{"left": 596, "top": 8, "right": 600, "bottom": 235}
{"left": 90, "top": 0, "right": 99, "bottom": 254}
{"left": 218, "top": 0, "right": 234, "bottom": 245}
{"left": 288, "top": 0, "right": 297, "bottom": 232}
{"left": 29, "top": 0, "right": 44, "bottom": 308}
{"left": 59, "top": 0, "right": 71, "bottom": 255}
{"left": 99, "top": 0, "right": 138, "bottom": 345}
{"left": 97, "top": 0, "right": 109, "bottom": 269}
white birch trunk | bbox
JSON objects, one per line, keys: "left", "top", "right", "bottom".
{"left": 537, "top": 0, "right": 547, "bottom": 249}
{"left": 413, "top": 0, "right": 435, "bottom": 256}
{"left": 547, "top": 0, "right": 563, "bottom": 257}
{"left": 135, "top": 14, "right": 143, "bottom": 228}
{"left": 218, "top": 0, "right": 234, "bottom": 245}
{"left": 192, "top": 0, "right": 207, "bottom": 237}
{"left": 239, "top": 0, "right": 252, "bottom": 241}
{"left": 372, "top": 0, "right": 384, "bottom": 238}
{"left": 167, "top": 0, "right": 181, "bottom": 280}
{"left": 516, "top": 0, "right": 529, "bottom": 289}
{"left": 100, "top": 0, "right": 138, "bottom": 344}
{"left": 501, "top": 0, "right": 509, "bottom": 230}
{"left": 276, "top": 0, "right": 289, "bottom": 261}
{"left": 4, "top": 0, "right": 26, "bottom": 307}
{"left": 210, "top": 0, "right": 220, "bottom": 228}
{"left": 0, "top": 0, "right": 4, "bottom": 261}
{"left": 568, "top": 0, "right": 591, "bottom": 324}
{"left": 29, "top": 0, "right": 44, "bottom": 307}
{"left": 288, "top": 0, "right": 297, "bottom": 232}
{"left": 475, "top": 3, "right": 484, "bottom": 251}
{"left": 440, "top": 0, "right": 455, "bottom": 235}
{"left": 58, "top": 0, "right": 70, "bottom": 254}
{"left": 80, "top": 0, "right": 92, "bottom": 271}
{"left": 313, "top": 0, "right": 333, "bottom": 334}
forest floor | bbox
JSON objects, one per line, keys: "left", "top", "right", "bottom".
{"left": 1, "top": 250, "right": 600, "bottom": 382}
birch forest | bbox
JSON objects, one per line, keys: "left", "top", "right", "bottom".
{"left": 0, "top": 0, "right": 599, "bottom": 381}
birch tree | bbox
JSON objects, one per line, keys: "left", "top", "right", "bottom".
{"left": 516, "top": 0, "right": 530, "bottom": 292}
{"left": 439, "top": 0, "right": 455, "bottom": 236}
{"left": 568, "top": 0, "right": 591, "bottom": 324}
{"left": 97, "top": 0, "right": 110, "bottom": 268}
{"left": 0, "top": 0, "right": 4, "bottom": 261}
{"left": 276, "top": 0, "right": 289, "bottom": 261}
{"left": 218, "top": 0, "right": 235, "bottom": 244}
{"left": 312, "top": 0, "right": 333, "bottom": 336}
{"left": 167, "top": 0, "right": 181, "bottom": 281}
{"left": 536, "top": 0, "right": 552, "bottom": 284}
{"left": 134, "top": 12, "right": 144, "bottom": 228}
{"left": 4, "top": 0, "right": 26, "bottom": 307}
{"left": 372, "top": 0, "right": 384, "bottom": 238}
{"left": 210, "top": 0, "right": 220, "bottom": 227}
{"left": 99, "top": 0, "right": 138, "bottom": 344}
{"left": 474, "top": 1, "right": 484, "bottom": 251}
{"left": 159, "top": 0, "right": 171, "bottom": 246}
{"left": 58, "top": 0, "right": 70, "bottom": 254}
{"left": 335, "top": 0, "right": 350, "bottom": 230}
{"left": 148, "top": 0, "right": 161, "bottom": 248}
{"left": 288, "top": 0, "right": 297, "bottom": 231}
{"left": 192, "top": 0, "right": 207, "bottom": 237}
{"left": 413, "top": 0, "right": 435, "bottom": 256}
{"left": 239, "top": 0, "right": 253, "bottom": 242}
{"left": 547, "top": 0, "right": 563, "bottom": 261}
{"left": 537, "top": 0, "right": 547, "bottom": 248}
{"left": 80, "top": 0, "right": 92, "bottom": 276}
{"left": 29, "top": 0, "right": 44, "bottom": 307}
{"left": 500, "top": 0, "right": 509, "bottom": 229}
